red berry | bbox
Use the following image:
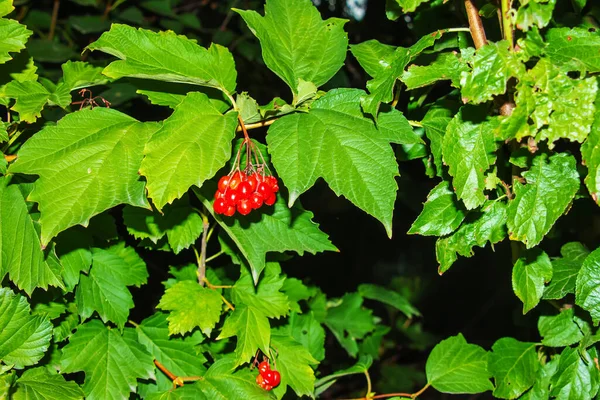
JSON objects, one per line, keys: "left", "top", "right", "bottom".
{"left": 229, "top": 171, "right": 246, "bottom": 190}
{"left": 214, "top": 191, "right": 225, "bottom": 200}
{"left": 256, "top": 374, "right": 272, "bottom": 391}
{"left": 237, "top": 199, "right": 252, "bottom": 216}
{"left": 264, "top": 193, "right": 276, "bottom": 206}
{"left": 247, "top": 173, "right": 259, "bottom": 191}
{"left": 224, "top": 189, "right": 240, "bottom": 207}
{"left": 266, "top": 176, "right": 279, "bottom": 192}
{"left": 223, "top": 205, "right": 235, "bottom": 217}
{"left": 258, "top": 360, "right": 270, "bottom": 375}
{"left": 257, "top": 182, "right": 273, "bottom": 198}
{"left": 238, "top": 181, "right": 253, "bottom": 199}
{"left": 249, "top": 192, "right": 264, "bottom": 209}
{"left": 214, "top": 198, "right": 227, "bottom": 214}
{"left": 218, "top": 176, "right": 230, "bottom": 193}
{"left": 264, "top": 370, "right": 281, "bottom": 387}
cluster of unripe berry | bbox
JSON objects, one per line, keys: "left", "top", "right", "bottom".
{"left": 213, "top": 171, "right": 279, "bottom": 216}
{"left": 256, "top": 360, "right": 281, "bottom": 391}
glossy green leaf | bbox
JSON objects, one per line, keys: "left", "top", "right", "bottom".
{"left": 545, "top": 27, "right": 600, "bottom": 73}
{"left": 507, "top": 153, "right": 579, "bottom": 248}
{"left": 516, "top": 0, "right": 556, "bottom": 31}
{"left": 442, "top": 106, "right": 498, "bottom": 210}
{"left": 402, "top": 52, "right": 467, "bottom": 90}
{"left": 271, "top": 334, "right": 317, "bottom": 398}
{"left": 324, "top": 293, "right": 375, "bottom": 357}
{"left": 409, "top": 181, "right": 466, "bottom": 236}
{"left": 538, "top": 308, "right": 584, "bottom": 347}
{"left": 489, "top": 337, "right": 538, "bottom": 398}
{"left": 157, "top": 280, "right": 222, "bottom": 336}
{"left": 9, "top": 108, "right": 159, "bottom": 245}
{"left": 0, "top": 0, "right": 13, "bottom": 17}
{"left": 268, "top": 88, "right": 398, "bottom": 236}
{"left": 140, "top": 92, "right": 237, "bottom": 210}
{"left": 280, "top": 312, "right": 326, "bottom": 363}
{"left": 87, "top": 24, "right": 237, "bottom": 93}
{"left": 387, "top": 0, "right": 431, "bottom": 12}
{"left": 426, "top": 334, "right": 493, "bottom": 394}
{"left": 51, "top": 61, "right": 109, "bottom": 108}
{"left": 512, "top": 249, "right": 553, "bottom": 314}
{"left": 217, "top": 305, "right": 270, "bottom": 366}
{"left": 12, "top": 367, "right": 84, "bottom": 400}
{"left": 550, "top": 346, "right": 600, "bottom": 399}
{"left": 358, "top": 283, "right": 420, "bottom": 318}
{"left": 576, "top": 247, "right": 600, "bottom": 323}
{"left": 60, "top": 320, "right": 155, "bottom": 400}
{"left": 377, "top": 107, "right": 423, "bottom": 145}
{"left": 544, "top": 242, "right": 589, "bottom": 299}
{"left": 0, "top": 287, "right": 52, "bottom": 369}
{"left": 520, "top": 357, "right": 559, "bottom": 400}
{"left": 582, "top": 79, "right": 600, "bottom": 204}
{"left": 2, "top": 80, "right": 50, "bottom": 122}
{"left": 0, "top": 18, "right": 32, "bottom": 64}
{"left": 460, "top": 41, "right": 525, "bottom": 104}
{"left": 234, "top": 0, "right": 347, "bottom": 97}
{"left": 0, "top": 177, "right": 63, "bottom": 295}
{"left": 75, "top": 243, "right": 148, "bottom": 329}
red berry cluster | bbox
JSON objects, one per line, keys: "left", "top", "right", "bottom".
{"left": 213, "top": 171, "right": 279, "bottom": 217}
{"left": 255, "top": 360, "right": 281, "bottom": 391}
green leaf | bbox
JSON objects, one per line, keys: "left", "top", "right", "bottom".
{"left": 217, "top": 305, "right": 270, "bottom": 366}
{"left": 281, "top": 278, "right": 311, "bottom": 313}
{"left": 75, "top": 243, "right": 148, "bottom": 329}
{"left": 460, "top": 41, "right": 525, "bottom": 104}
{"left": 520, "top": 357, "right": 559, "bottom": 400}
{"left": 27, "top": 39, "right": 76, "bottom": 63}
{"left": 68, "top": 15, "right": 110, "bottom": 34}
{"left": 195, "top": 185, "right": 336, "bottom": 282}
{"left": 377, "top": 107, "right": 423, "bottom": 145}
{"left": 582, "top": 79, "right": 600, "bottom": 204}
{"left": 576, "top": 246, "right": 600, "bottom": 323}
{"left": 280, "top": 312, "right": 326, "bottom": 363}
{"left": 315, "top": 355, "right": 372, "bottom": 396}
{"left": 538, "top": 308, "right": 584, "bottom": 347}
{"left": 512, "top": 249, "right": 553, "bottom": 314}
{"left": 51, "top": 61, "right": 109, "bottom": 108}
{"left": 442, "top": 106, "right": 498, "bottom": 210}
{"left": 436, "top": 201, "right": 507, "bottom": 273}
{"left": 422, "top": 103, "right": 454, "bottom": 176}
{"left": 409, "top": 181, "right": 466, "bottom": 236}
{"left": 426, "top": 334, "right": 493, "bottom": 394}
{"left": 87, "top": 24, "right": 237, "bottom": 93}
{"left": 545, "top": 27, "right": 600, "bottom": 73}
{"left": 0, "top": 287, "right": 52, "bottom": 368}
{"left": 267, "top": 88, "right": 399, "bottom": 236}
{"left": 0, "top": 177, "right": 63, "bottom": 295}
{"left": 358, "top": 283, "right": 420, "bottom": 318}
{"left": 516, "top": 0, "right": 556, "bottom": 31}
{"left": 544, "top": 242, "right": 589, "bottom": 299}
{"left": 402, "top": 52, "right": 467, "bottom": 90}
{"left": 140, "top": 92, "right": 238, "bottom": 210}
{"left": 12, "top": 367, "right": 84, "bottom": 400}
{"left": 0, "top": 18, "right": 32, "bottom": 64}
{"left": 324, "top": 293, "right": 375, "bottom": 357}
{"left": 387, "top": 0, "right": 432, "bottom": 13}
{"left": 9, "top": 108, "right": 159, "bottom": 245}
{"left": 234, "top": 0, "right": 347, "bottom": 97}
{"left": 271, "top": 334, "right": 318, "bottom": 398}
{"left": 157, "top": 280, "right": 222, "bottom": 336}
{"left": 60, "top": 320, "right": 155, "bottom": 400}
{"left": 0, "top": 0, "right": 13, "bottom": 17}
{"left": 550, "top": 346, "right": 600, "bottom": 399}
{"left": 489, "top": 337, "right": 539, "bottom": 398}
{"left": 507, "top": 153, "right": 579, "bottom": 248}
{"left": 2, "top": 80, "right": 50, "bottom": 122}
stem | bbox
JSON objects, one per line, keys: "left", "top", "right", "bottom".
{"left": 443, "top": 27, "right": 472, "bottom": 33}
{"left": 128, "top": 320, "right": 139, "bottom": 328}
{"left": 364, "top": 371, "right": 372, "bottom": 397}
{"left": 464, "top": 0, "right": 487, "bottom": 49}
{"left": 2, "top": 128, "right": 23, "bottom": 153}
{"left": 202, "top": 277, "right": 233, "bottom": 290}
{"left": 102, "top": 0, "right": 113, "bottom": 19}
{"left": 220, "top": 294, "right": 235, "bottom": 311}
{"left": 408, "top": 120, "right": 423, "bottom": 128}
{"left": 196, "top": 215, "right": 209, "bottom": 286}
{"left": 500, "top": 0, "right": 514, "bottom": 50}
{"left": 237, "top": 114, "right": 250, "bottom": 141}
{"left": 48, "top": 0, "right": 60, "bottom": 40}
{"left": 499, "top": 179, "right": 513, "bottom": 199}
{"left": 219, "top": 0, "right": 240, "bottom": 31}
{"left": 372, "top": 394, "right": 412, "bottom": 399}
{"left": 205, "top": 250, "right": 224, "bottom": 263}
{"left": 391, "top": 82, "right": 401, "bottom": 108}
{"left": 410, "top": 383, "right": 431, "bottom": 398}
{"left": 154, "top": 360, "right": 202, "bottom": 388}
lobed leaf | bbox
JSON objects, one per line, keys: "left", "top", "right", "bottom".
{"left": 12, "top": 367, "right": 84, "bottom": 400}
{"left": 324, "top": 293, "right": 375, "bottom": 357}
{"left": 0, "top": 17, "right": 32, "bottom": 64}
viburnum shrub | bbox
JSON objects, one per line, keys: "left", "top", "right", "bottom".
{"left": 0, "top": 0, "right": 599, "bottom": 398}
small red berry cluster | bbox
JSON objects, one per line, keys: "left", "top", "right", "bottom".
{"left": 213, "top": 171, "right": 279, "bottom": 216}
{"left": 255, "top": 360, "right": 281, "bottom": 391}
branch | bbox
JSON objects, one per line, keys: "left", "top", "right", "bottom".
{"left": 464, "top": 0, "right": 487, "bottom": 49}
{"left": 237, "top": 118, "right": 277, "bottom": 132}
{"left": 154, "top": 360, "right": 202, "bottom": 388}
{"left": 500, "top": 0, "right": 514, "bottom": 50}
{"left": 48, "top": 0, "right": 60, "bottom": 41}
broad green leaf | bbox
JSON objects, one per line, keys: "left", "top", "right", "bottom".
{"left": 377, "top": 107, "right": 423, "bottom": 145}
{"left": 51, "top": 61, "right": 109, "bottom": 108}
{"left": 409, "top": 181, "right": 466, "bottom": 236}
{"left": 0, "top": 0, "right": 13, "bottom": 17}
{"left": 401, "top": 52, "right": 467, "bottom": 90}
{"left": 349, "top": 39, "right": 395, "bottom": 78}
{"left": 387, "top": 0, "right": 431, "bottom": 13}
{"left": 60, "top": 320, "right": 154, "bottom": 400}
{"left": 0, "top": 287, "right": 52, "bottom": 368}
{"left": 520, "top": 357, "right": 559, "bottom": 400}
{"left": 0, "top": 177, "right": 63, "bottom": 295}
{"left": 576, "top": 247, "right": 600, "bottom": 323}
{"left": 545, "top": 27, "right": 600, "bottom": 73}
{"left": 217, "top": 305, "right": 270, "bottom": 366}
{"left": 53, "top": 302, "right": 79, "bottom": 342}
{"left": 436, "top": 201, "right": 507, "bottom": 273}
{"left": 550, "top": 346, "right": 600, "bottom": 399}
{"left": 280, "top": 312, "right": 325, "bottom": 362}
{"left": 9, "top": 108, "right": 159, "bottom": 245}
{"left": 544, "top": 242, "right": 589, "bottom": 299}
{"left": 157, "top": 280, "right": 222, "bottom": 336}
{"left": 0, "top": 18, "right": 32, "bottom": 64}
{"left": 582, "top": 79, "right": 600, "bottom": 204}
{"left": 512, "top": 249, "right": 553, "bottom": 314}
{"left": 271, "top": 334, "right": 318, "bottom": 398}
{"left": 324, "top": 293, "right": 375, "bottom": 357}
{"left": 234, "top": 0, "right": 347, "bottom": 97}
{"left": 460, "top": 41, "right": 525, "bottom": 104}
{"left": 281, "top": 277, "right": 311, "bottom": 313}
{"left": 426, "top": 334, "right": 493, "bottom": 394}
{"left": 69, "top": 15, "right": 110, "bottom": 34}
{"left": 507, "top": 153, "right": 579, "bottom": 248}
{"left": 538, "top": 308, "right": 584, "bottom": 347}
{"left": 359, "top": 325, "right": 390, "bottom": 360}
{"left": 516, "top": 0, "right": 556, "bottom": 31}
{"left": 2, "top": 80, "right": 50, "bottom": 122}
{"left": 358, "top": 283, "right": 420, "bottom": 318}
{"left": 442, "top": 106, "right": 498, "bottom": 209}
{"left": 195, "top": 185, "right": 336, "bottom": 282}
{"left": 267, "top": 88, "right": 399, "bottom": 236}
{"left": 489, "top": 337, "right": 539, "bottom": 398}
{"left": 55, "top": 227, "right": 93, "bottom": 292}
{"left": 75, "top": 243, "right": 148, "bottom": 329}
{"left": 27, "top": 39, "right": 76, "bottom": 63}
{"left": 12, "top": 367, "right": 84, "bottom": 400}
{"left": 140, "top": 92, "right": 238, "bottom": 210}
{"left": 315, "top": 355, "right": 372, "bottom": 395}
{"left": 87, "top": 24, "right": 237, "bottom": 93}
{"left": 422, "top": 103, "right": 454, "bottom": 176}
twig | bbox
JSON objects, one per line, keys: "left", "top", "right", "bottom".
{"left": 219, "top": 0, "right": 240, "bottom": 31}
{"left": 499, "top": 179, "right": 513, "bottom": 199}
{"left": 364, "top": 371, "right": 372, "bottom": 398}
{"left": 202, "top": 277, "right": 233, "bottom": 290}
{"left": 154, "top": 360, "right": 202, "bottom": 388}
{"left": 195, "top": 215, "right": 210, "bottom": 286}
{"left": 408, "top": 120, "right": 423, "bottom": 128}
{"left": 500, "top": 0, "right": 514, "bottom": 50}
{"left": 205, "top": 250, "right": 224, "bottom": 263}
{"left": 48, "top": 0, "right": 60, "bottom": 40}
{"left": 464, "top": 0, "right": 487, "bottom": 49}
{"left": 103, "top": 0, "right": 113, "bottom": 19}
{"left": 410, "top": 383, "right": 431, "bottom": 398}
{"left": 237, "top": 118, "right": 277, "bottom": 132}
